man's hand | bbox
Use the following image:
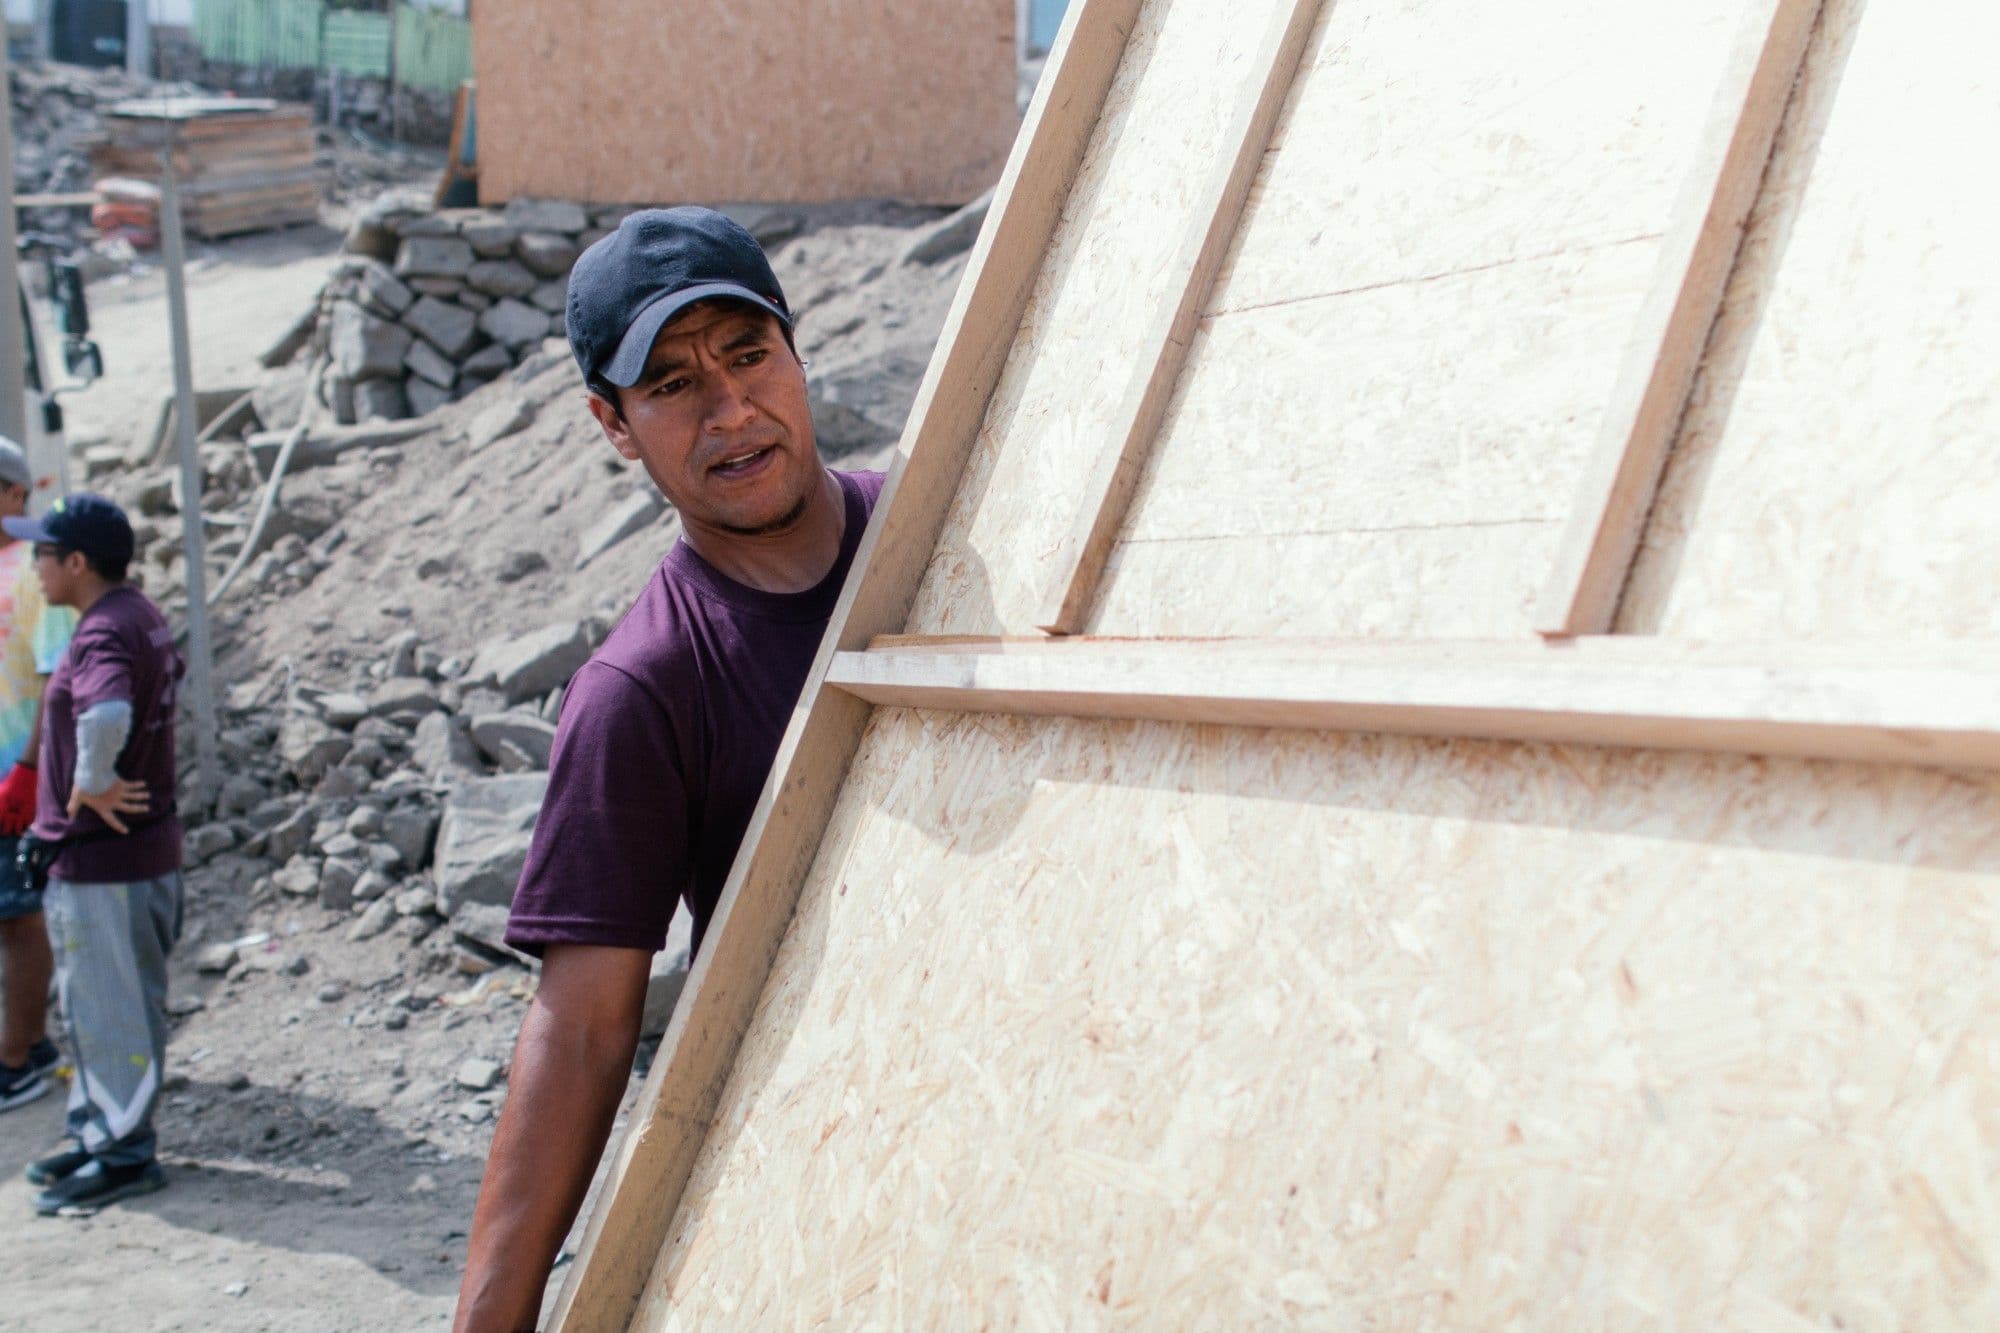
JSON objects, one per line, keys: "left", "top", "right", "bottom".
{"left": 0, "top": 762, "right": 37, "bottom": 836}
{"left": 454, "top": 944, "right": 651, "bottom": 1333}
{"left": 67, "top": 776, "right": 148, "bottom": 833}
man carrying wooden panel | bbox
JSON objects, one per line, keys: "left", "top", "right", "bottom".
{"left": 453, "top": 208, "right": 886, "bottom": 1331}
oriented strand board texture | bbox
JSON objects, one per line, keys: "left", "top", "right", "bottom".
{"left": 471, "top": 0, "right": 1017, "bottom": 205}
{"left": 1618, "top": 0, "right": 2000, "bottom": 637}
{"left": 907, "top": 0, "right": 1743, "bottom": 638}
{"left": 644, "top": 711, "right": 2000, "bottom": 1327}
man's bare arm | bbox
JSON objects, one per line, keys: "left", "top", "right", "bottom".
{"left": 454, "top": 943, "right": 651, "bottom": 1333}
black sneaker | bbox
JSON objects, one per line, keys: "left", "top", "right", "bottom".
{"left": 33, "top": 1158, "right": 167, "bottom": 1217}
{"left": 0, "top": 1055, "right": 50, "bottom": 1111}
{"left": 25, "top": 1144, "right": 91, "bottom": 1186}
{"left": 26, "top": 1038, "right": 59, "bottom": 1075}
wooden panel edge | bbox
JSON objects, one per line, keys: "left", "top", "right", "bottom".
{"left": 824, "top": 638, "right": 2000, "bottom": 771}
{"left": 546, "top": 1, "right": 1148, "bottom": 1327}
{"left": 1533, "top": 0, "right": 1824, "bottom": 636}
{"left": 1034, "top": 0, "right": 1326, "bottom": 636}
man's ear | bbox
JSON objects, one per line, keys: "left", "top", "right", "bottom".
{"left": 585, "top": 390, "right": 640, "bottom": 461}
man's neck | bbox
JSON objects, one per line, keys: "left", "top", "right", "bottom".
{"left": 72, "top": 575, "right": 116, "bottom": 616}
{"left": 682, "top": 470, "right": 847, "bottom": 594}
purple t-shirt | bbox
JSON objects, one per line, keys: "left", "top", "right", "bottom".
{"left": 506, "top": 469, "right": 884, "bottom": 959}
{"left": 34, "top": 584, "right": 185, "bottom": 882}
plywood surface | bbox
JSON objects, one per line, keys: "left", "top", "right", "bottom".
{"left": 1620, "top": 0, "right": 2000, "bottom": 637}
{"left": 472, "top": 0, "right": 1017, "bottom": 205}
{"left": 643, "top": 709, "right": 2000, "bottom": 1327}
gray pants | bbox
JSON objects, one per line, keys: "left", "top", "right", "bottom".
{"left": 42, "top": 874, "right": 183, "bottom": 1167}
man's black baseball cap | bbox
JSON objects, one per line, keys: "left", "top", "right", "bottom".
{"left": 566, "top": 206, "right": 793, "bottom": 393}
{"left": 1, "top": 491, "right": 134, "bottom": 568}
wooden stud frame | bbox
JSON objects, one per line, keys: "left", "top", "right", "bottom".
{"left": 548, "top": 0, "right": 1146, "bottom": 1325}
{"left": 1534, "top": 0, "right": 1824, "bottom": 635}
{"left": 551, "top": 0, "right": 1957, "bottom": 1325}
{"left": 1033, "top": 0, "right": 1325, "bottom": 635}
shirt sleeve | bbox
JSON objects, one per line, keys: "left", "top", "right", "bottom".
{"left": 65, "top": 622, "right": 136, "bottom": 712}
{"left": 505, "top": 661, "right": 692, "bottom": 956}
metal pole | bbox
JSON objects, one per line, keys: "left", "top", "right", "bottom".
{"left": 157, "top": 129, "right": 220, "bottom": 809}
{"left": 0, "top": 33, "right": 27, "bottom": 443}
{"left": 126, "top": 0, "right": 155, "bottom": 79}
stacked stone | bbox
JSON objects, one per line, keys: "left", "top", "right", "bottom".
{"left": 315, "top": 196, "right": 631, "bottom": 424}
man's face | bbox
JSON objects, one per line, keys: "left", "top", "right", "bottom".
{"left": 0, "top": 483, "right": 28, "bottom": 524}
{"left": 34, "top": 546, "right": 82, "bottom": 607}
{"left": 587, "top": 302, "right": 819, "bottom": 538}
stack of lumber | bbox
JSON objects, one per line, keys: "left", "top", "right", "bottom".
{"left": 90, "top": 98, "right": 319, "bottom": 239}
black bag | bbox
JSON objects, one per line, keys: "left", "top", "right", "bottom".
{"left": 16, "top": 833, "right": 62, "bottom": 894}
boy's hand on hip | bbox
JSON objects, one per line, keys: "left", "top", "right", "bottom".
{"left": 68, "top": 777, "right": 148, "bottom": 834}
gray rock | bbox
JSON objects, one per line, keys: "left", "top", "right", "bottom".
{"left": 185, "top": 823, "right": 238, "bottom": 866}
{"left": 412, "top": 712, "right": 483, "bottom": 779}
{"left": 343, "top": 188, "right": 429, "bottom": 258}
{"left": 381, "top": 806, "right": 441, "bottom": 869}
{"left": 352, "top": 377, "right": 409, "bottom": 423}
{"left": 366, "top": 842, "right": 403, "bottom": 874}
{"left": 316, "top": 765, "right": 372, "bottom": 799}
{"left": 451, "top": 902, "right": 535, "bottom": 967}
{"left": 353, "top": 869, "right": 394, "bottom": 901}
{"left": 641, "top": 905, "right": 695, "bottom": 1037}
{"left": 406, "top": 276, "right": 464, "bottom": 298}
{"left": 479, "top": 299, "right": 551, "bottom": 349}
{"left": 386, "top": 630, "right": 422, "bottom": 677}
{"left": 348, "top": 898, "right": 397, "bottom": 942}
{"left": 266, "top": 808, "right": 316, "bottom": 863}
{"left": 467, "top": 397, "right": 533, "bottom": 451}
{"left": 402, "top": 297, "right": 481, "bottom": 359}
{"left": 368, "top": 677, "right": 442, "bottom": 724}
{"left": 719, "top": 203, "right": 807, "bottom": 250}
{"left": 495, "top": 550, "right": 547, "bottom": 583}
{"left": 502, "top": 198, "right": 588, "bottom": 234}
{"left": 433, "top": 774, "right": 548, "bottom": 913}
{"left": 328, "top": 302, "right": 413, "bottom": 382}
{"left": 320, "top": 831, "right": 363, "bottom": 859}
{"left": 277, "top": 716, "right": 350, "bottom": 783}
{"left": 194, "top": 942, "right": 238, "bottom": 974}
{"left": 394, "top": 236, "right": 476, "bottom": 280}
{"left": 318, "top": 692, "right": 370, "bottom": 729}
{"left": 350, "top": 260, "right": 415, "bottom": 319}
{"left": 405, "top": 376, "right": 454, "bottom": 417}
{"left": 460, "top": 219, "right": 520, "bottom": 257}
{"left": 346, "top": 805, "right": 384, "bottom": 837}
{"left": 576, "top": 488, "right": 666, "bottom": 568}
{"left": 466, "top": 259, "right": 536, "bottom": 299}
{"left": 214, "top": 774, "right": 265, "bottom": 818}
{"left": 460, "top": 344, "right": 513, "bottom": 381}
{"left": 529, "top": 280, "right": 567, "bottom": 314}
{"left": 901, "top": 188, "right": 994, "bottom": 265}
{"left": 455, "top": 1057, "right": 503, "bottom": 1091}
{"left": 394, "top": 885, "right": 435, "bottom": 917}
{"left": 468, "top": 622, "right": 591, "bottom": 703}
{"left": 515, "top": 231, "right": 579, "bottom": 278}
{"left": 403, "top": 337, "right": 457, "bottom": 389}
{"left": 273, "top": 856, "right": 322, "bottom": 897}
{"left": 393, "top": 213, "right": 458, "bottom": 238}
{"left": 457, "top": 289, "right": 494, "bottom": 313}
{"left": 468, "top": 712, "right": 557, "bottom": 770}
{"left": 319, "top": 857, "right": 363, "bottom": 911}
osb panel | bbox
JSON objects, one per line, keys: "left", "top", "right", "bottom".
{"left": 1093, "top": 242, "right": 1656, "bottom": 637}
{"left": 643, "top": 709, "right": 2000, "bottom": 1328}
{"left": 1619, "top": 0, "right": 2000, "bottom": 637}
{"left": 472, "top": 0, "right": 1016, "bottom": 205}
{"left": 1090, "top": 0, "right": 1744, "bottom": 639}
{"left": 903, "top": 0, "right": 1301, "bottom": 636}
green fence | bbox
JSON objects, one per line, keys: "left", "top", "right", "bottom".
{"left": 191, "top": 1, "right": 471, "bottom": 94}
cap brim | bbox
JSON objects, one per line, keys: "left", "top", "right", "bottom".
{"left": 603, "top": 282, "right": 792, "bottom": 388}
{"left": 1, "top": 515, "right": 55, "bottom": 544}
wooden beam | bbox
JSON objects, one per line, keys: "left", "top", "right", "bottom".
{"left": 826, "top": 636, "right": 2000, "bottom": 772}
{"left": 1034, "top": 0, "right": 1323, "bottom": 635}
{"left": 1534, "top": 0, "right": 1823, "bottom": 636}
{"left": 546, "top": 1, "right": 1148, "bottom": 1326}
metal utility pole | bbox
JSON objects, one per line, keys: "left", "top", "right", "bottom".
{"left": 0, "top": 33, "right": 26, "bottom": 443}
{"left": 157, "top": 128, "right": 220, "bottom": 809}
{"left": 126, "top": 0, "right": 154, "bottom": 79}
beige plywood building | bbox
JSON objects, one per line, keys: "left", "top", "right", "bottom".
{"left": 470, "top": 0, "right": 1019, "bottom": 205}
{"left": 554, "top": 0, "right": 2000, "bottom": 1325}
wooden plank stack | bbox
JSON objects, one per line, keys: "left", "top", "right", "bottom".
{"left": 91, "top": 98, "right": 319, "bottom": 239}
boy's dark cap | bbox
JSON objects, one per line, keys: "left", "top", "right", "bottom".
{"left": 1, "top": 491, "right": 134, "bottom": 567}
{"left": 565, "top": 206, "right": 792, "bottom": 391}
